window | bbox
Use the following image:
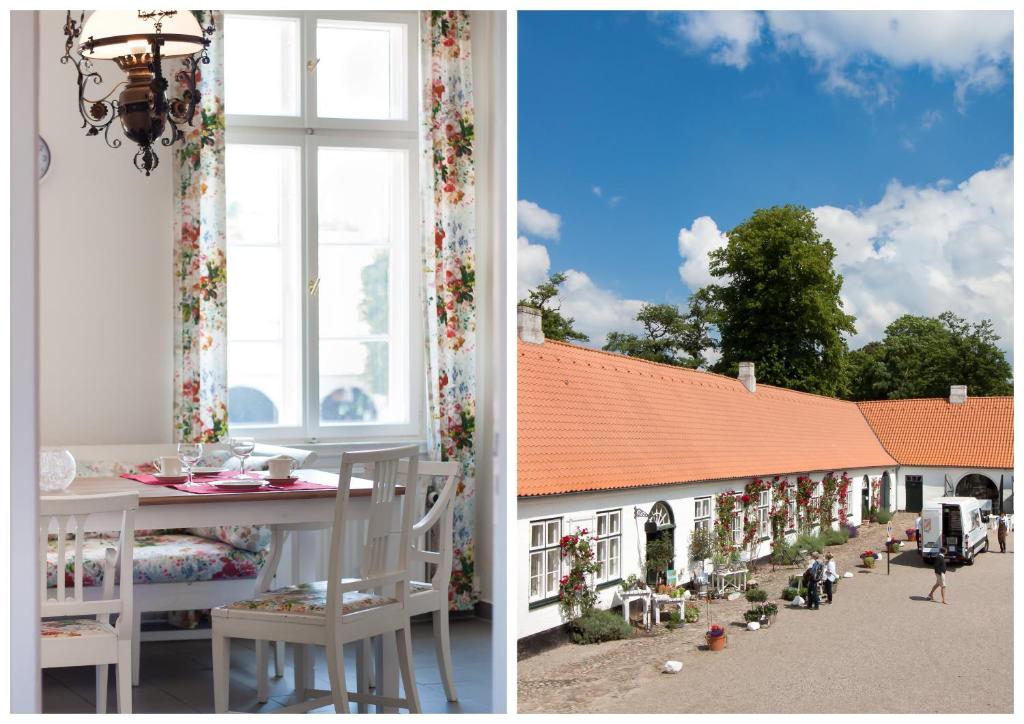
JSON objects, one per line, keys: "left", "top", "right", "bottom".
{"left": 594, "top": 510, "right": 621, "bottom": 584}
{"left": 528, "top": 519, "right": 562, "bottom": 603}
{"left": 732, "top": 499, "right": 743, "bottom": 546}
{"left": 810, "top": 480, "right": 822, "bottom": 526}
{"left": 787, "top": 500, "right": 797, "bottom": 531}
{"left": 694, "top": 497, "right": 711, "bottom": 532}
{"left": 758, "top": 490, "right": 771, "bottom": 539}
{"left": 224, "top": 11, "right": 421, "bottom": 442}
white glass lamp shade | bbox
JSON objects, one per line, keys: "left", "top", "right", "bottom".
{"left": 81, "top": 10, "right": 205, "bottom": 59}
{"left": 39, "top": 449, "right": 77, "bottom": 493}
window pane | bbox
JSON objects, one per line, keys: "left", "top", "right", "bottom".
{"left": 318, "top": 246, "right": 390, "bottom": 338}
{"left": 319, "top": 340, "right": 391, "bottom": 424}
{"left": 597, "top": 514, "right": 607, "bottom": 537}
{"left": 530, "top": 576, "right": 541, "bottom": 599}
{"left": 224, "top": 15, "right": 300, "bottom": 116}
{"left": 610, "top": 511, "right": 620, "bottom": 534}
{"left": 546, "top": 521, "right": 560, "bottom": 546}
{"left": 530, "top": 523, "right": 543, "bottom": 549}
{"left": 226, "top": 144, "right": 302, "bottom": 427}
{"left": 316, "top": 19, "right": 406, "bottom": 120}
{"left": 530, "top": 551, "right": 541, "bottom": 578}
{"left": 318, "top": 147, "right": 406, "bottom": 245}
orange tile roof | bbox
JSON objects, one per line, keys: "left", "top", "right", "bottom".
{"left": 518, "top": 340, "right": 897, "bottom": 497}
{"left": 857, "top": 397, "right": 1013, "bottom": 469}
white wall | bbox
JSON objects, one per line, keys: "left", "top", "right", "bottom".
{"left": 896, "top": 466, "right": 1013, "bottom": 511}
{"left": 518, "top": 466, "right": 893, "bottom": 639}
{"left": 37, "top": 10, "right": 173, "bottom": 445}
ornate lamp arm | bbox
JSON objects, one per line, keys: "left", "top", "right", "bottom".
{"left": 60, "top": 10, "right": 122, "bottom": 150}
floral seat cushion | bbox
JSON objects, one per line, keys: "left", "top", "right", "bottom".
{"left": 216, "top": 581, "right": 394, "bottom": 619}
{"left": 41, "top": 618, "right": 116, "bottom": 639}
{"left": 46, "top": 533, "right": 263, "bottom": 588}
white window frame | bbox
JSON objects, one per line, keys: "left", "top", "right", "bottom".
{"left": 694, "top": 497, "right": 711, "bottom": 532}
{"left": 787, "top": 500, "right": 797, "bottom": 532}
{"left": 731, "top": 499, "right": 743, "bottom": 546}
{"left": 594, "top": 510, "right": 622, "bottom": 585}
{"left": 528, "top": 518, "right": 562, "bottom": 604}
{"left": 758, "top": 489, "right": 771, "bottom": 540}
{"left": 224, "top": 10, "right": 424, "bottom": 443}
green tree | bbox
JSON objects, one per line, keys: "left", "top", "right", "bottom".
{"left": 603, "top": 302, "right": 712, "bottom": 368}
{"left": 518, "top": 272, "right": 589, "bottom": 343}
{"left": 845, "top": 311, "right": 1012, "bottom": 400}
{"left": 703, "top": 205, "right": 856, "bottom": 397}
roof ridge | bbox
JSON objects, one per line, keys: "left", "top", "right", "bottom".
{"left": 529, "top": 339, "right": 740, "bottom": 382}
{"left": 857, "top": 396, "right": 1013, "bottom": 405}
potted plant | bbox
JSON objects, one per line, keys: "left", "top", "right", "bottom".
{"left": 861, "top": 550, "right": 876, "bottom": 568}
{"left": 706, "top": 624, "right": 727, "bottom": 650}
{"left": 711, "top": 551, "right": 727, "bottom": 572}
{"left": 684, "top": 602, "right": 700, "bottom": 623}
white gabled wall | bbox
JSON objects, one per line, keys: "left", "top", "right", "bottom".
{"left": 895, "top": 466, "right": 1013, "bottom": 510}
{"left": 518, "top": 466, "right": 894, "bottom": 640}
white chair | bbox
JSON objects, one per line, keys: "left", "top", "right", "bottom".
{"left": 211, "top": 445, "right": 422, "bottom": 714}
{"left": 40, "top": 492, "right": 138, "bottom": 714}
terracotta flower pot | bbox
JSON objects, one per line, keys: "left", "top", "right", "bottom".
{"left": 705, "top": 631, "right": 727, "bottom": 651}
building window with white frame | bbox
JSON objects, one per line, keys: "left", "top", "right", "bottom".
{"left": 223, "top": 11, "right": 422, "bottom": 442}
{"left": 732, "top": 498, "right": 743, "bottom": 546}
{"left": 758, "top": 489, "right": 771, "bottom": 539}
{"left": 594, "top": 510, "right": 621, "bottom": 584}
{"left": 694, "top": 497, "right": 711, "bottom": 532}
{"left": 528, "top": 518, "right": 562, "bottom": 604}
{"left": 787, "top": 500, "right": 797, "bottom": 531}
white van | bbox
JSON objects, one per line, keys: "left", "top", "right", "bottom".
{"left": 919, "top": 497, "right": 990, "bottom": 565}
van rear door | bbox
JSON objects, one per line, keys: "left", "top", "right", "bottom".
{"left": 942, "top": 504, "right": 964, "bottom": 557}
{"left": 920, "top": 508, "right": 942, "bottom": 557}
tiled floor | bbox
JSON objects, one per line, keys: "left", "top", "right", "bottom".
{"left": 42, "top": 617, "right": 494, "bottom": 714}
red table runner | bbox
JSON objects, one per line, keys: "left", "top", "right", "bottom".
{"left": 120, "top": 472, "right": 335, "bottom": 495}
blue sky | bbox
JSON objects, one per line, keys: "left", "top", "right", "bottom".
{"left": 517, "top": 11, "right": 1014, "bottom": 353}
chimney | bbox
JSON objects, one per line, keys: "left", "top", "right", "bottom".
{"left": 949, "top": 385, "right": 967, "bottom": 404}
{"left": 738, "top": 361, "right": 756, "bottom": 393}
{"left": 517, "top": 305, "right": 544, "bottom": 344}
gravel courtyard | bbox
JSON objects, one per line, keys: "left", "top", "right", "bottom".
{"left": 518, "top": 513, "right": 1013, "bottom": 714}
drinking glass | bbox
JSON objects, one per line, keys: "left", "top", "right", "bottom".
{"left": 230, "top": 437, "right": 256, "bottom": 478}
{"left": 177, "top": 443, "right": 204, "bottom": 487}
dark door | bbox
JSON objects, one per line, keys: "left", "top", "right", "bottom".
{"left": 905, "top": 476, "right": 923, "bottom": 513}
{"left": 881, "top": 472, "right": 891, "bottom": 509}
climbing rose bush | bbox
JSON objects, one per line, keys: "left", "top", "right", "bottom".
{"left": 558, "top": 528, "right": 600, "bottom": 621}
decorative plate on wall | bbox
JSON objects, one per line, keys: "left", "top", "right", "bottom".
{"left": 38, "top": 136, "right": 51, "bottom": 180}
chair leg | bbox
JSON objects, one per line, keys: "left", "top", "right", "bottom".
{"left": 433, "top": 608, "right": 459, "bottom": 702}
{"left": 355, "top": 640, "right": 370, "bottom": 714}
{"left": 116, "top": 640, "right": 132, "bottom": 714}
{"left": 212, "top": 631, "right": 230, "bottom": 714}
{"left": 274, "top": 640, "right": 285, "bottom": 678}
{"left": 325, "top": 639, "right": 350, "bottom": 714}
{"left": 255, "top": 641, "right": 269, "bottom": 703}
{"left": 396, "top": 623, "right": 421, "bottom": 713}
{"left": 131, "top": 608, "right": 142, "bottom": 686}
{"left": 96, "top": 664, "right": 108, "bottom": 714}
{"left": 293, "top": 644, "right": 309, "bottom": 700}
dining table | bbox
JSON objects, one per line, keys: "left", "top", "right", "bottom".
{"left": 60, "top": 468, "right": 404, "bottom": 711}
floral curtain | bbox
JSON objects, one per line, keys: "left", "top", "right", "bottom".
{"left": 421, "top": 10, "right": 477, "bottom": 611}
{"left": 172, "top": 10, "right": 228, "bottom": 443}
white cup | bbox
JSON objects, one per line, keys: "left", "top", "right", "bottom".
{"left": 267, "top": 456, "right": 297, "bottom": 479}
{"left": 158, "top": 456, "right": 182, "bottom": 476}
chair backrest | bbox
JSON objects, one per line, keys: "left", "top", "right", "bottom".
{"left": 40, "top": 492, "right": 138, "bottom": 632}
{"left": 402, "top": 460, "right": 460, "bottom": 591}
{"left": 326, "top": 445, "right": 420, "bottom": 617}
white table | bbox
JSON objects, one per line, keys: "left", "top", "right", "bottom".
{"left": 711, "top": 568, "right": 748, "bottom": 596}
{"left": 60, "top": 471, "right": 401, "bottom": 710}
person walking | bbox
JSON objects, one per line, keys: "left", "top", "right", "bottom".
{"left": 823, "top": 552, "right": 838, "bottom": 604}
{"left": 927, "top": 548, "right": 948, "bottom": 604}
{"left": 997, "top": 514, "right": 1008, "bottom": 553}
{"left": 804, "top": 552, "right": 823, "bottom": 610}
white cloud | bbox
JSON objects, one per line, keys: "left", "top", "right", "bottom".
{"left": 662, "top": 11, "right": 1012, "bottom": 109}
{"left": 517, "top": 235, "right": 647, "bottom": 347}
{"left": 921, "top": 109, "right": 942, "bottom": 130}
{"left": 609, "top": 196, "right": 623, "bottom": 208}
{"left": 517, "top": 199, "right": 561, "bottom": 240}
{"left": 669, "top": 11, "right": 764, "bottom": 69}
{"left": 517, "top": 235, "right": 551, "bottom": 300}
{"left": 592, "top": 186, "right": 603, "bottom": 197}
{"left": 677, "top": 215, "right": 729, "bottom": 289}
{"left": 674, "top": 158, "right": 1014, "bottom": 352}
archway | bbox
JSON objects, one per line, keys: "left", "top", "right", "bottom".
{"left": 644, "top": 501, "right": 675, "bottom": 586}
{"left": 956, "top": 473, "right": 999, "bottom": 508}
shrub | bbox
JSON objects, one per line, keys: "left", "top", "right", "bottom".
{"left": 570, "top": 609, "right": 633, "bottom": 645}
{"left": 875, "top": 510, "right": 893, "bottom": 525}
{"left": 795, "top": 533, "right": 824, "bottom": 554}
{"left": 689, "top": 525, "right": 713, "bottom": 563}
{"left": 745, "top": 588, "right": 768, "bottom": 603}
{"left": 821, "top": 527, "right": 849, "bottom": 546}
{"left": 620, "top": 574, "right": 644, "bottom": 591}
{"left": 762, "top": 602, "right": 778, "bottom": 617}
{"left": 743, "top": 608, "right": 763, "bottom": 623}
{"left": 781, "top": 587, "right": 797, "bottom": 601}
{"left": 771, "top": 542, "right": 803, "bottom": 566}
{"left": 664, "top": 610, "right": 683, "bottom": 630}
{"left": 684, "top": 602, "right": 700, "bottom": 623}
{"left": 744, "top": 603, "right": 780, "bottom": 623}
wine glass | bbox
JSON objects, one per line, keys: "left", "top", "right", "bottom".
{"left": 177, "top": 443, "right": 203, "bottom": 487}
{"left": 229, "top": 437, "right": 256, "bottom": 478}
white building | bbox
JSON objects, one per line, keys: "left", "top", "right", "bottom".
{"left": 859, "top": 390, "right": 1013, "bottom": 514}
{"left": 517, "top": 310, "right": 899, "bottom": 644}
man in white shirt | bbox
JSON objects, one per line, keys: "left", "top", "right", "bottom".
{"left": 823, "top": 552, "right": 838, "bottom": 604}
